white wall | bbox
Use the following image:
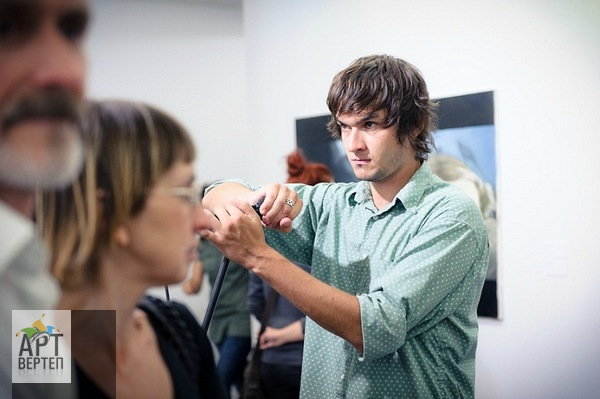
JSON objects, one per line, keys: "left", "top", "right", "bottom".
{"left": 86, "top": 0, "right": 600, "bottom": 397}
{"left": 87, "top": 0, "right": 248, "bottom": 186}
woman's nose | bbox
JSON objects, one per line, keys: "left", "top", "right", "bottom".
{"left": 193, "top": 206, "right": 215, "bottom": 232}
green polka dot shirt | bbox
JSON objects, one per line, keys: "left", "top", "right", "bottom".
{"left": 237, "top": 162, "right": 488, "bottom": 398}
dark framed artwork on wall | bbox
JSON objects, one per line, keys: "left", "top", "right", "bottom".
{"left": 296, "top": 91, "right": 499, "bottom": 318}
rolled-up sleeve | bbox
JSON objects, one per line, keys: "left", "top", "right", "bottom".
{"left": 357, "top": 218, "right": 486, "bottom": 361}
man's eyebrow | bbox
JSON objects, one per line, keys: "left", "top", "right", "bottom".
{"left": 356, "top": 112, "right": 381, "bottom": 124}
{"left": 337, "top": 112, "right": 381, "bottom": 125}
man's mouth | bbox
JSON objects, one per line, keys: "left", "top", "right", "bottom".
{"left": 352, "top": 158, "right": 371, "bottom": 165}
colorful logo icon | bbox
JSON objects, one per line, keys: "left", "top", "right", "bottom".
{"left": 12, "top": 309, "right": 71, "bottom": 384}
{"left": 15, "top": 313, "right": 59, "bottom": 343}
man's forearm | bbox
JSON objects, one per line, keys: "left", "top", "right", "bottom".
{"left": 249, "top": 246, "right": 364, "bottom": 353}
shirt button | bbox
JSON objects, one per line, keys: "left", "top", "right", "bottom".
{"left": 340, "top": 373, "right": 345, "bottom": 380}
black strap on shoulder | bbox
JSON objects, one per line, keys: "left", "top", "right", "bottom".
{"left": 138, "top": 295, "right": 201, "bottom": 387}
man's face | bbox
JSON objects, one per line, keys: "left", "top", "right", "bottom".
{"left": 337, "top": 109, "right": 416, "bottom": 184}
{"left": 0, "top": 0, "right": 89, "bottom": 190}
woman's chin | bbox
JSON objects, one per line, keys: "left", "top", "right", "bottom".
{"left": 175, "top": 264, "right": 190, "bottom": 284}
{"left": 157, "top": 266, "right": 188, "bottom": 287}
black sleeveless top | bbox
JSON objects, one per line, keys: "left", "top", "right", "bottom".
{"left": 75, "top": 296, "right": 228, "bottom": 399}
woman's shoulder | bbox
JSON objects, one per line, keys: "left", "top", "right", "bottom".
{"left": 138, "top": 296, "right": 228, "bottom": 399}
{"left": 138, "top": 295, "right": 204, "bottom": 338}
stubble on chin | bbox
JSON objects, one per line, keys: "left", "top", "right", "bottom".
{"left": 352, "top": 163, "right": 380, "bottom": 182}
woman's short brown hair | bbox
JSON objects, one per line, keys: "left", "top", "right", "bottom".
{"left": 38, "top": 100, "right": 195, "bottom": 288}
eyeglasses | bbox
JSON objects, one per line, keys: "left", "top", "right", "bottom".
{"left": 151, "top": 185, "right": 203, "bottom": 206}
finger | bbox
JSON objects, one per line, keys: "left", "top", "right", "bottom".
{"left": 269, "top": 193, "right": 302, "bottom": 232}
{"left": 278, "top": 217, "right": 293, "bottom": 233}
{"left": 212, "top": 203, "right": 252, "bottom": 232}
{"left": 230, "top": 198, "right": 262, "bottom": 222}
{"left": 211, "top": 204, "right": 231, "bottom": 221}
{"left": 288, "top": 195, "right": 302, "bottom": 219}
{"left": 194, "top": 209, "right": 220, "bottom": 237}
{"left": 248, "top": 191, "right": 267, "bottom": 214}
{"left": 259, "top": 335, "right": 267, "bottom": 347}
{"left": 252, "top": 186, "right": 273, "bottom": 215}
{"left": 255, "top": 184, "right": 287, "bottom": 224}
{"left": 263, "top": 186, "right": 295, "bottom": 227}
{"left": 198, "top": 228, "right": 217, "bottom": 243}
{"left": 278, "top": 195, "right": 303, "bottom": 231}
{"left": 281, "top": 188, "right": 301, "bottom": 218}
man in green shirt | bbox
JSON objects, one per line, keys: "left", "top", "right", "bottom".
{"left": 202, "top": 55, "right": 490, "bottom": 398}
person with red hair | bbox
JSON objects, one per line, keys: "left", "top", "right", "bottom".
{"left": 285, "top": 150, "right": 334, "bottom": 186}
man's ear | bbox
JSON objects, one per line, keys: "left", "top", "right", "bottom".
{"left": 412, "top": 125, "right": 423, "bottom": 139}
{"left": 115, "top": 224, "right": 131, "bottom": 247}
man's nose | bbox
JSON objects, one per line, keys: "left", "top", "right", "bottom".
{"left": 29, "top": 25, "right": 85, "bottom": 98}
{"left": 346, "top": 128, "right": 365, "bottom": 152}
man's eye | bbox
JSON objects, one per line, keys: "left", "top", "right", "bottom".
{"left": 364, "top": 122, "right": 375, "bottom": 129}
{"left": 59, "top": 13, "right": 88, "bottom": 42}
{"left": 0, "top": 17, "right": 35, "bottom": 43}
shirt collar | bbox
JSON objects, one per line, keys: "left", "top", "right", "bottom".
{"left": 0, "top": 200, "right": 35, "bottom": 273}
{"left": 346, "top": 161, "right": 435, "bottom": 214}
{"left": 348, "top": 181, "right": 371, "bottom": 205}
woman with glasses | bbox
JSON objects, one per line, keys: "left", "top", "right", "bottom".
{"left": 38, "top": 99, "right": 228, "bottom": 399}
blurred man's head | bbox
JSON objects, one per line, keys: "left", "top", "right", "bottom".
{"left": 0, "top": 0, "right": 90, "bottom": 190}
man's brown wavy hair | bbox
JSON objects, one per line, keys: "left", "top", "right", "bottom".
{"left": 326, "top": 55, "right": 438, "bottom": 161}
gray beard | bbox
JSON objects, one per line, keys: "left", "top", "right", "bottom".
{"left": 0, "top": 126, "right": 84, "bottom": 190}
